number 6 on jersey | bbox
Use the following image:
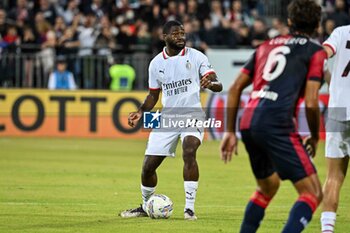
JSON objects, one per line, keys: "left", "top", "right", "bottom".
{"left": 263, "top": 46, "right": 291, "bottom": 81}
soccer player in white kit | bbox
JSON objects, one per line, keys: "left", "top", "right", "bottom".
{"left": 120, "top": 20, "right": 222, "bottom": 220}
{"left": 321, "top": 25, "right": 350, "bottom": 232}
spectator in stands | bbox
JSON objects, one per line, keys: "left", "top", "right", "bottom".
{"left": 327, "top": 0, "right": 350, "bottom": 26}
{"left": 35, "top": 0, "right": 57, "bottom": 25}
{"left": 62, "top": 0, "right": 80, "bottom": 25}
{"left": 77, "top": 12, "right": 97, "bottom": 56}
{"left": 136, "top": 21, "right": 152, "bottom": 50}
{"left": 3, "top": 25, "right": 19, "bottom": 46}
{"left": 21, "top": 25, "right": 37, "bottom": 87}
{"left": 48, "top": 55, "right": 77, "bottom": 90}
{"left": 249, "top": 17, "right": 268, "bottom": 47}
{"left": 268, "top": 17, "right": 289, "bottom": 38}
{"left": 21, "top": 25, "right": 37, "bottom": 52}
{"left": 210, "top": 0, "right": 226, "bottom": 28}
{"left": 199, "top": 18, "right": 217, "bottom": 46}
{"left": 151, "top": 25, "right": 164, "bottom": 54}
{"left": 8, "top": 0, "right": 33, "bottom": 28}
{"left": 226, "top": 0, "right": 254, "bottom": 27}
{"left": 117, "top": 22, "right": 137, "bottom": 52}
{"left": 84, "top": 0, "right": 107, "bottom": 18}
{"left": 95, "top": 16, "right": 117, "bottom": 56}
{"left": 323, "top": 18, "right": 336, "bottom": 40}
{"left": 183, "top": 19, "right": 203, "bottom": 51}
{"left": 34, "top": 12, "right": 52, "bottom": 44}
{"left": 54, "top": 16, "right": 67, "bottom": 38}
{"left": 57, "top": 26, "right": 79, "bottom": 54}
{"left": 236, "top": 22, "right": 252, "bottom": 46}
{"left": 186, "top": 0, "right": 200, "bottom": 21}
{"left": 0, "top": 9, "right": 10, "bottom": 38}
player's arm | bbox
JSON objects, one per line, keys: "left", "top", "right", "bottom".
{"left": 304, "top": 48, "right": 327, "bottom": 157}
{"left": 128, "top": 89, "right": 161, "bottom": 127}
{"left": 324, "top": 69, "right": 331, "bottom": 86}
{"left": 200, "top": 73, "right": 223, "bottom": 92}
{"left": 323, "top": 44, "right": 335, "bottom": 58}
{"left": 304, "top": 80, "right": 321, "bottom": 157}
{"left": 220, "top": 72, "right": 251, "bottom": 163}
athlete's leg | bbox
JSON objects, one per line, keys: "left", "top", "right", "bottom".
{"left": 240, "top": 173, "right": 280, "bottom": 233}
{"left": 239, "top": 130, "right": 277, "bottom": 232}
{"left": 120, "top": 130, "right": 178, "bottom": 218}
{"left": 321, "top": 157, "right": 349, "bottom": 232}
{"left": 182, "top": 135, "right": 201, "bottom": 219}
{"left": 141, "top": 155, "right": 166, "bottom": 186}
{"left": 282, "top": 174, "right": 323, "bottom": 233}
{"left": 182, "top": 135, "right": 201, "bottom": 181}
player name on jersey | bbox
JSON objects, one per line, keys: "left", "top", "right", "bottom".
{"left": 269, "top": 37, "right": 308, "bottom": 45}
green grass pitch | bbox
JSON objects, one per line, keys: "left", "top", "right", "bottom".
{"left": 0, "top": 138, "right": 349, "bottom": 233}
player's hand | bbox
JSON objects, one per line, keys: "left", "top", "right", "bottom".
{"left": 302, "top": 136, "right": 318, "bottom": 158}
{"left": 200, "top": 74, "right": 213, "bottom": 89}
{"left": 128, "top": 111, "right": 141, "bottom": 127}
{"left": 220, "top": 132, "right": 238, "bottom": 163}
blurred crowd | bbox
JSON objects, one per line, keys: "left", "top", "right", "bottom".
{"left": 0, "top": 0, "right": 349, "bottom": 57}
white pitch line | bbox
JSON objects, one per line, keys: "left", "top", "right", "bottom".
{"left": 0, "top": 202, "right": 97, "bottom": 206}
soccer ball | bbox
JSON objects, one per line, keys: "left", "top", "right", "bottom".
{"left": 145, "top": 194, "right": 174, "bottom": 219}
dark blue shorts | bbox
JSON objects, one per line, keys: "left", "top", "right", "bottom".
{"left": 241, "top": 130, "right": 317, "bottom": 183}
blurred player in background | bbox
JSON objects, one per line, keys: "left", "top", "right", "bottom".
{"left": 220, "top": 0, "right": 326, "bottom": 232}
{"left": 321, "top": 24, "right": 350, "bottom": 233}
{"left": 120, "top": 20, "right": 222, "bottom": 220}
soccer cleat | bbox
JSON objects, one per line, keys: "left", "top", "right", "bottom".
{"left": 119, "top": 205, "right": 148, "bottom": 218}
{"left": 184, "top": 208, "right": 197, "bottom": 220}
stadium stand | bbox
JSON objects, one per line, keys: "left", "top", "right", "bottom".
{"left": 0, "top": 0, "right": 349, "bottom": 89}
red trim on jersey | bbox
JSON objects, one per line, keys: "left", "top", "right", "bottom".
{"left": 250, "top": 191, "right": 272, "bottom": 209}
{"left": 181, "top": 48, "right": 186, "bottom": 56}
{"left": 162, "top": 47, "right": 186, "bottom": 59}
{"left": 202, "top": 71, "right": 216, "bottom": 78}
{"left": 298, "top": 193, "right": 318, "bottom": 213}
{"left": 289, "top": 132, "right": 315, "bottom": 176}
{"left": 240, "top": 98, "right": 260, "bottom": 130}
{"left": 149, "top": 87, "right": 161, "bottom": 90}
{"left": 162, "top": 50, "right": 167, "bottom": 59}
{"left": 241, "top": 68, "right": 250, "bottom": 75}
{"left": 323, "top": 43, "right": 336, "bottom": 55}
{"left": 306, "top": 49, "right": 327, "bottom": 82}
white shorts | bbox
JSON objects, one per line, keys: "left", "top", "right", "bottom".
{"left": 325, "top": 119, "right": 350, "bottom": 158}
{"left": 145, "top": 129, "right": 204, "bottom": 157}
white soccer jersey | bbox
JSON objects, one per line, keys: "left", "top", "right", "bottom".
{"left": 323, "top": 25, "right": 350, "bottom": 121}
{"left": 148, "top": 47, "right": 215, "bottom": 109}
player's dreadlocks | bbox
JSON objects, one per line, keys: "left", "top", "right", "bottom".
{"left": 288, "top": 0, "right": 322, "bottom": 36}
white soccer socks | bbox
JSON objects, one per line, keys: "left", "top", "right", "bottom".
{"left": 184, "top": 181, "right": 198, "bottom": 212}
{"left": 321, "top": 211, "right": 336, "bottom": 233}
{"left": 141, "top": 184, "right": 155, "bottom": 211}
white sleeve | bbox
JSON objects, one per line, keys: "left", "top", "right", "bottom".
{"left": 323, "top": 27, "right": 342, "bottom": 55}
{"left": 68, "top": 72, "right": 77, "bottom": 90}
{"left": 148, "top": 61, "right": 161, "bottom": 90}
{"left": 197, "top": 51, "right": 216, "bottom": 78}
{"left": 48, "top": 73, "right": 55, "bottom": 89}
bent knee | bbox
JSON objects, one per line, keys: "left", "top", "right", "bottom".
{"left": 142, "top": 164, "right": 156, "bottom": 177}
{"left": 258, "top": 180, "right": 280, "bottom": 198}
{"left": 183, "top": 147, "right": 197, "bottom": 156}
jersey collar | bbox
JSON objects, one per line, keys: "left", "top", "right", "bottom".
{"left": 162, "top": 47, "right": 186, "bottom": 59}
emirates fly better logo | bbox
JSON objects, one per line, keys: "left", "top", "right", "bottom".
{"left": 143, "top": 110, "right": 221, "bottom": 130}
